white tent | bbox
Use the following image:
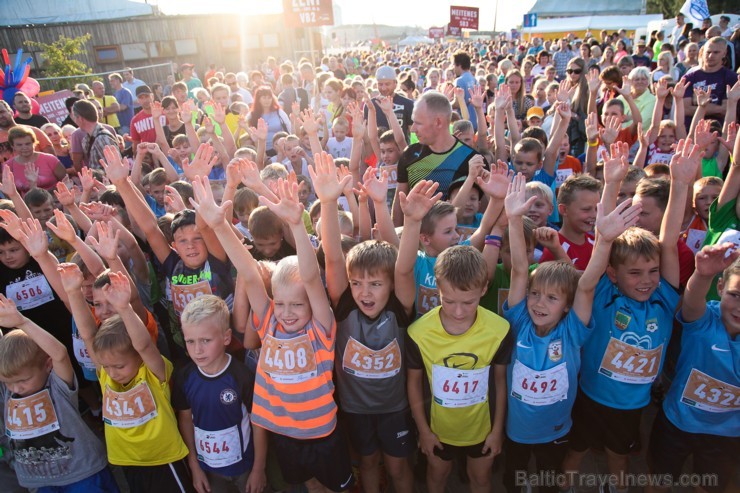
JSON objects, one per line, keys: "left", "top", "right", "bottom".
{"left": 527, "top": 0, "right": 644, "bottom": 17}
{"left": 398, "top": 36, "right": 434, "bottom": 46}
{"left": 1, "top": 0, "right": 153, "bottom": 26}
{"left": 522, "top": 14, "right": 663, "bottom": 35}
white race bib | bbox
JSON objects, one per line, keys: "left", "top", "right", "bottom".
{"left": 72, "top": 332, "right": 95, "bottom": 373}
{"left": 511, "top": 360, "right": 569, "bottom": 406}
{"left": 685, "top": 229, "right": 707, "bottom": 254}
{"left": 6, "top": 275, "right": 54, "bottom": 311}
{"left": 195, "top": 411, "right": 250, "bottom": 469}
{"left": 432, "top": 364, "right": 489, "bottom": 408}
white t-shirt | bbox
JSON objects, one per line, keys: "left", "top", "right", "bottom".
{"left": 326, "top": 137, "right": 353, "bottom": 159}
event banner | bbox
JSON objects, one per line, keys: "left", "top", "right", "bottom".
{"left": 449, "top": 6, "right": 479, "bottom": 30}
{"left": 37, "top": 90, "right": 74, "bottom": 126}
{"left": 428, "top": 27, "right": 445, "bottom": 39}
{"left": 283, "top": 0, "right": 334, "bottom": 28}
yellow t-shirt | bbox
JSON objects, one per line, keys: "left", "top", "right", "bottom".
{"left": 95, "top": 95, "right": 120, "bottom": 128}
{"left": 408, "top": 306, "right": 510, "bottom": 446}
{"left": 99, "top": 358, "right": 188, "bottom": 466}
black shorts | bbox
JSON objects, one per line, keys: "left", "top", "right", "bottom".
{"left": 121, "top": 459, "right": 195, "bottom": 493}
{"left": 569, "top": 390, "right": 642, "bottom": 455}
{"left": 433, "top": 440, "right": 488, "bottom": 461}
{"left": 345, "top": 409, "right": 416, "bottom": 458}
{"left": 503, "top": 435, "right": 569, "bottom": 493}
{"left": 648, "top": 408, "right": 740, "bottom": 493}
{"left": 271, "top": 426, "right": 355, "bottom": 492}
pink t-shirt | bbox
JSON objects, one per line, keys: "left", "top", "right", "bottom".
{"left": 4, "top": 153, "right": 62, "bottom": 193}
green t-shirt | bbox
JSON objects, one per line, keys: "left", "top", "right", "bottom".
{"left": 701, "top": 156, "right": 721, "bottom": 178}
{"left": 702, "top": 198, "right": 738, "bottom": 300}
{"left": 479, "top": 263, "right": 538, "bottom": 315}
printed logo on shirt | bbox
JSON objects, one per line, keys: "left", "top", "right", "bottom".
{"left": 614, "top": 310, "right": 631, "bottom": 330}
{"left": 548, "top": 339, "right": 563, "bottom": 362}
{"left": 646, "top": 319, "right": 658, "bottom": 333}
{"left": 220, "top": 388, "right": 237, "bottom": 405}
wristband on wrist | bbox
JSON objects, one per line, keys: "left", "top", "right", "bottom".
{"left": 588, "top": 140, "right": 599, "bottom": 147}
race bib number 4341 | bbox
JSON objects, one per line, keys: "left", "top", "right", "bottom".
{"left": 103, "top": 382, "right": 158, "bottom": 428}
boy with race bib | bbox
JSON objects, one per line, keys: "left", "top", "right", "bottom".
{"left": 172, "top": 295, "right": 267, "bottom": 493}
{"left": 58, "top": 266, "right": 191, "bottom": 492}
{"left": 563, "top": 139, "right": 703, "bottom": 493}
{"left": 406, "top": 244, "right": 512, "bottom": 493}
{"left": 189, "top": 168, "right": 354, "bottom": 492}
{"left": 502, "top": 172, "right": 641, "bottom": 493}
{"left": 0, "top": 294, "right": 117, "bottom": 492}
{"left": 647, "top": 243, "right": 740, "bottom": 492}
{"left": 317, "top": 152, "right": 415, "bottom": 493}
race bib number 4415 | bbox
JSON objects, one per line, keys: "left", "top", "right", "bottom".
{"left": 6, "top": 389, "right": 60, "bottom": 439}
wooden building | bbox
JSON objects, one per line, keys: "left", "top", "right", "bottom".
{"left": 0, "top": 12, "right": 322, "bottom": 89}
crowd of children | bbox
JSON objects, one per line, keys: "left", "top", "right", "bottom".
{"left": 0, "top": 36, "right": 739, "bottom": 493}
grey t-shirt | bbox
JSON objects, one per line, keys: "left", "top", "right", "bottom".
{"left": 3, "top": 371, "right": 108, "bottom": 488}
{"left": 335, "top": 287, "right": 411, "bottom": 414}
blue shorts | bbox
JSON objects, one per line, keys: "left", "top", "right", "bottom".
{"left": 37, "top": 466, "right": 119, "bottom": 493}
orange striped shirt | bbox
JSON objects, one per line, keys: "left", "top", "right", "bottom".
{"left": 251, "top": 302, "right": 337, "bottom": 439}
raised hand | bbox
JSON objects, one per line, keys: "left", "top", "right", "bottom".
{"left": 24, "top": 162, "right": 39, "bottom": 187}
{"left": 617, "top": 76, "right": 632, "bottom": 96}
{"left": 211, "top": 102, "right": 227, "bottom": 125}
{"left": 298, "top": 109, "right": 319, "bottom": 135}
{"left": 585, "top": 112, "right": 599, "bottom": 142}
{"left": 355, "top": 166, "right": 389, "bottom": 204}
{"left": 671, "top": 78, "right": 688, "bottom": 100}
{"left": 555, "top": 100, "right": 572, "bottom": 120}
{"left": 600, "top": 115, "right": 621, "bottom": 146}
{"left": 101, "top": 271, "right": 132, "bottom": 311}
{"left": 655, "top": 77, "right": 670, "bottom": 99}
{"left": 534, "top": 227, "right": 562, "bottom": 251}
{"left": 636, "top": 122, "right": 649, "bottom": 148}
{"left": 505, "top": 173, "right": 537, "bottom": 218}
{"left": 595, "top": 200, "right": 642, "bottom": 242}
{"left": 694, "top": 119, "right": 718, "bottom": 151}
{"left": 586, "top": 71, "right": 601, "bottom": 94}
{"left": 694, "top": 242, "right": 740, "bottom": 277}
{"left": 398, "top": 180, "right": 442, "bottom": 222}
{"left": 17, "top": 218, "right": 48, "bottom": 258}
{"left": 494, "top": 84, "right": 512, "bottom": 111}
{"left": 727, "top": 80, "right": 740, "bottom": 103}
{"left": 308, "top": 152, "right": 350, "bottom": 202}
{"left": 695, "top": 87, "right": 712, "bottom": 107}
{"left": 669, "top": 138, "right": 703, "bottom": 185}
{"left": 470, "top": 84, "right": 485, "bottom": 109}
{"left": 164, "top": 185, "right": 186, "bottom": 213}
{"left": 182, "top": 143, "right": 218, "bottom": 182}
{"left": 376, "top": 95, "right": 395, "bottom": 115}
{"left": 477, "top": 160, "right": 514, "bottom": 199}
{"left": 0, "top": 209, "right": 24, "bottom": 242}
{"left": 87, "top": 221, "right": 122, "bottom": 261}
{"left": 237, "top": 159, "right": 262, "bottom": 190}
{"left": 150, "top": 100, "right": 164, "bottom": 119}
{"left": 0, "top": 166, "right": 18, "bottom": 198}
{"left": 180, "top": 100, "right": 195, "bottom": 122}
{"left": 189, "top": 175, "right": 229, "bottom": 228}
{"left": 79, "top": 202, "right": 117, "bottom": 222}
{"left": 79, "top": 166, "right": 96, "bottom": 193}
{"left": 57, "top": 263, "right": 84, "bottom": 293}
{"left": 46, "top": 209, "right": 78, "bottom": 244}
{"left": 719, "top": 122, "right": 738, "bottom": 153}
{"left": 202, "top": 114, "right": 216, "bottom": 135}
{"left": 0, "top": 294, "right": 24, "bottom": 328}
{"left": 556, "top": 80, "right": 577, "bottom": 102}
{"left": 259, "top": 178, "right": 304, "bottom": 226}
{"left": 100, "top": 144, "right": 130, "bottom": 185}
{"left": 338, "top": 165, "right": 354, "bottom": 197}
{"left": 54, "top": 181, "right": 77, "bottom": 207}
{"left": 442, "top": 83, "right": 455, "bottom": 103}
{"left": 603, "top": 142, "right": 630, "bottom": 184}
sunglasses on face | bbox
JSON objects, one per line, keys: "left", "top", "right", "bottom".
{"left": 566, "top": 68, "right": 582, "bottom": 74}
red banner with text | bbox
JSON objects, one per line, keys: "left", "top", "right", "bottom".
{"left": 449, "top": 6, "right": 479, "bottom": 30}
{"left": 283, "top": 0, "right": 334, "bottom": 28}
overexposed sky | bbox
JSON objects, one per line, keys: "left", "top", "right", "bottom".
{"left": 133, "top": 0, "right": 535, "bottom": 31}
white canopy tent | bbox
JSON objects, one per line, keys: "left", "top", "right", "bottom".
{"left": 1, "top": 0, "right": 153, "bottom": 26}
{"left": 398, "top": 36, "right": 435, "bottom": 46}
{"left": 522, "top": 14, "right": 663, "bottom": 35}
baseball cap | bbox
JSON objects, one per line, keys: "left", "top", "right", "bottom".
{"left": 526, "top": 107, "right": 544, "bottom": 120}
{"left": 180, "top": 63, "right": 195, "bottom": 71}
{"left": 637, "top": 38, "right": 646, "bottom": 46}
{"left": 375, "top": 66, "right": 397, "bottom": 81}
{"left": 136, "top": 85, "right": 152, "bottom": 96}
